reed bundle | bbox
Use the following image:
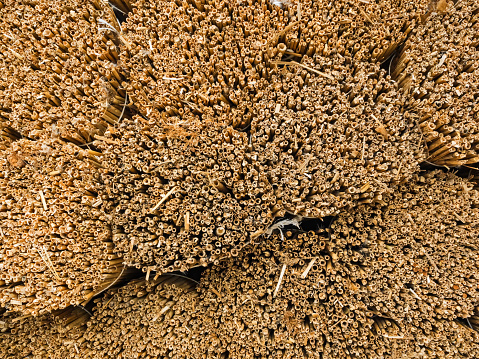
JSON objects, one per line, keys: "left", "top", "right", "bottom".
{"left": 94, "top": 0, "right": 431, "bottom": 273}
{"left": 0, "top": 0, "right": 126, "bottom": 145}
{"left": 298, "top": 0, "right": 431, "bottom": 64}
{"left": 249, "top": 55, "right": 425, "bottom": 218}
{"left": 0, "top": 0, "right": 478, "bottom": 357}
{"left": 330, "top": 170, "right": 479, "bottom": 323}
{"left": 0, "top": 139, "right": 136, "bottom": 315}
{"left": 187, "top": 230, "right": 372, "bottom": 358}
{"left": 185, "top": 228, "right": 479, "bottom": 358}
{"left": 119, "top": 0, "right": 431, "bottom": 127}
{"left": 114, "top": 0, "right": 432, "bottom": 131}
{"left": 392, "top": 320, "right": 479, "bottom": 358}
{"left": 96, "top": 120, "right": 276, "bottom": 273}
{"left": 82, "top": 274, "right": 198, "bottom": 358}
{"left": 392, "top": 0, "right": 479, "bottom": 166}
{"left": 0, "top": 306, "right": 89, "bottom": 358}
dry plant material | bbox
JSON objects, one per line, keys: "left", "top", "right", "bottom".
{"left": 95, "top": 0, "right": 428, "bottom": 273}
{"left": 297, "top": 0, "right": 431, "bottom": 64}
{"left": 0, "top": 306, "right": 89, "bottom": 358}
{"left": 82, "top": 275, "right": 198, "bottom": 358}
{"left": 186, "top": 229, "right": 479, "bottom": 358}
{"left": 0, "top": 1, "right": 478, "bottom": 357}
{"left": 0, "top": 139, "right": 136, "bottom": 315}
{"left": 389, "top": 319, "right": 479, "bottom": 358}
{"left": 249, "top": 55, "right": 425, "bottom": 217}
{"left": 187, "top": 231, "right": 396, "bottom": 358}
{"left": 96, "top": 120, "right": 275, "bottom": 274}
{"left": 392, "top": 0, "right": 479, "bottom": 166}
{"left": 117, "top": 0, "right": 430, "bottom": 128}
{"left": 330, "top": 170, "right": 479, "bottom": 328}
{"left": 119, "top": 0, "right": 307, "bottom": 128}
{"left": 0, "top": 0, "right": 126, "bottom": 145}
{"left": 119, "top": 0, "right": 430, "bottom": 126}
{"left": 0, "top": 136, "right": 11, "bottom": 153}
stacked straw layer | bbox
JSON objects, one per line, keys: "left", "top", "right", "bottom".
{"left": 179, "top": 228, "right": 478, "bottom": 358}
{"left": 82, "top": 275, "right": 198, "bottom": 358}
{"left": 0, "top": 0, "right": 126, "bottom": 145}
{"left": 0, "top": 139, "right": 136, "bottom": 315}
{"left": 392, "top": 0, "right": 479, "bottom": 166}
{"left": 94, "top": 0, "right": 431, "bottom": 273}
{"left": 0, "top": 306, "right": 89, "bottom": 359}
{"left": 330, "top": 170, "right": 479, "bottom": 323}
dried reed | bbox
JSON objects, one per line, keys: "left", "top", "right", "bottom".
{"left": 0, "top": 139, "right": 136, "bottom": 315}
{"left": 185, "top": 228, "right": 479, "bottom": 358}
{"left": 0, "top": 306, "right": 89, "bottom": 358}
{"left": 93, "top": 0, "right": 429, "bottom": 274}
{"left": 0, "top": 0, "right": 126, "bottom": 145}
{"left": 392, "top": 0, "right": 479, "bottom": 166}
{"left": 82, "top": 274, "right": 198, "bottom": 358}
{"left": 330, "top": 170, "right": 479, "bottom": 332}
